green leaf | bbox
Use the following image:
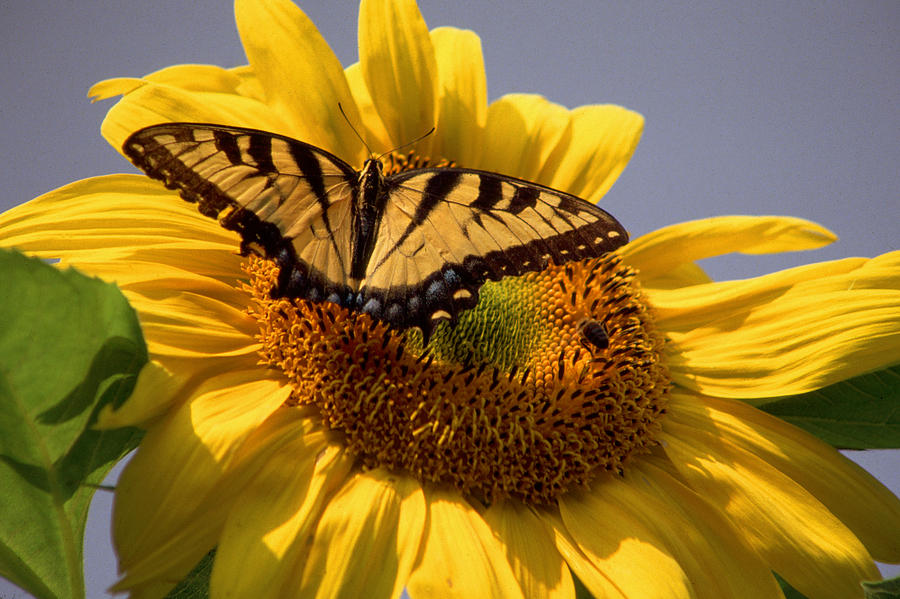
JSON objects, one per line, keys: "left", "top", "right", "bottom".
{"left": 758, "top": 365, "right": 900, "bottom": 449}
{"left": 0, "top": 249, "right": 146, "bottom": 599}
{"left": 165, "top": 549, "right": 215, "bottom": 599}
{"left": 863, "top": 575, "right": 900, "bottom": 599}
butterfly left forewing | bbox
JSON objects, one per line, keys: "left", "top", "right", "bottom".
{"left": 124, "top": 123, "right": 360, "bottom": 299}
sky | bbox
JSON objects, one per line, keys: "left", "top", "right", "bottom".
{"left": 1, "top": 1, "right": 898, "bottom": 596}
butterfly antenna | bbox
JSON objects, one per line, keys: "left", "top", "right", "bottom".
{"left": 338, "top": 102, "right": 373, "bottom": 156}
{"left": 376, "top": 126, "right": 436, "bottom": 162}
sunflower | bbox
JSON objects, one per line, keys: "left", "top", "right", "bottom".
{"left": 2, "top": 0, "right": 900, "bottom": 598}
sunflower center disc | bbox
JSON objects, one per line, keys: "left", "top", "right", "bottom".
{"left": 246, "top": 253, "right": 670, "bottom": 505}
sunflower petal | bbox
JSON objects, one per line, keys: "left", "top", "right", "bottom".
{"left": 541, "top": 104, "right": 644, "bottom": 204}
{"left": 112, "top": 372, "right": 291, "bottom": 586}
{"left": 113, "top": 407, "right": 317, "bottom": 593}
{"left": 662, "top": 421, "right": 879, "bottom": 598}
{"left": 359, "top": 0, "right": 438, "bottom": 152}
{"left": 89, "top": 65, "right": 245, "bottom": 103}
{"left": 0, "top": 175, "right": 238, "bottom": 260}
{"left": 234, "top": 0, "right": 362, "bottom": 160}
{"left": 210, "top": 442, "right": 354, "bottom": 598}
{"left": 483, "top": 502, "right": 575, "bottom": 599}
{"left": 100, "top": 80, "right": 291, "bottom": 156}
{"left": 429, "top": 27, "right": 487, "bottom": 166}
{"left": 229, "top": 65, "right": 267, "bottom": 101}
{"left": 624, "top": 216, "right": 836, "bottom": 286}
{"left": 668, "top": 392, "right": 900, "bottom": 562}
{"left": 89, "top": 77, "right": 145, "bottom": 102}
{"left": 294, "top": 470, "right": 425, "bottom": 599}
{"left": 406, "top": 490, "right": 524, "bottom": 599}
{"left": 642, "top": 262, "right": 713, "bottom": 290}
{"left": 140, "top": 64, "right": 246, "bottom": 93}
{"left": 656, "top": 252, "right": 900, "bottom": 396}
{"left": 344, "top": 61, "right": 392, "bottom": 153}
{"left": 549, "top": 520, "right": 625, "bottom": 599}
{"left": 95, "top": 360, "right": 182, "bottom": 429}
{"left": 480, "top": 94, "right": 571, "bottom": 181}
{"left": 632, "top": 460, "right": 785, "bottom": 598}
{"left": 555, "top": 481, "right": 693, "bottom": 599}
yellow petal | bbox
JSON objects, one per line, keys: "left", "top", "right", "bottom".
{"left": 235, "top": 0, "right": 363, "bottom": 161}
{"left": 123, "top": 279, "right": 256, "bottom": 344}
{"left": 631, "top": 460, "right": 785, "bottom": 598}
{"left": 549, "top": 517, "right": 625, "bottom": 599}
{"left": 624, "top": 216, "right": 836, "bottom": 285}
{"left": 112, "top": 372, "right": 291, "bottom": 586}
{"left": 101, "top": 277, "right": 258, "bottom": 378}
{"left": 406, "top": 489, "right": 524, "bottom": 599}
{"left": 114, "top": 407, "right": 320, "bottom": 593}
{"left": 662, "top": 421, "right": 879, "bottom": 599}
{"left": 668, "top": 392, "right": 900, "bottom": 562}
{"left": 141, "top": 64, "right": 245, "bottom": 92}
{"left": 95, "top": 360, "right": 183, "bottom": 429}
{"left": 70, "top": 250, "right": 245, "bottom": 289}
{"left": 655, "top": 252, "right": 900, "bottom": 397}
{"left": 100, "top": 80, "right": 291, "bottom": 156}
{"left": 229, "top": 64, "right": 267, "bottom": 101}
{"left": 483, "top": 502, "right": 575, "bottom": 599}
{"left": 0, "top": 175, "right": 238, "bottom": 261}
{"left": 90, "top": 65, "right": 245, "bottom": 103}
{"left": 359, "top": 0, "right": 438, "bottom": 152}
{"left": 480, "top": 94, "right": 571, "bottom": 181}
{"left": 0, "top": 176, "right": 246, "bottom": 301}
{"left": 344, "top": 61, "right": 391, "bottom": 153}
{"left": 210, "top": 443, "right": 354, "bottom": 598}
{"left": 556, "top": 481, "right": 693, "bottom": 599}
{"left": 541, "top": 104, "right": 644, "bottom": 204}
{"left": 642, "top": 262, "right": 712, "bottom": 290}
{"left": 89, "top": 77, "right": 145, "bottom": 102}
{"left": 293, "top": 470, "right": 425, "bottom": 599}
{"left": 429, "top": 27, "right": 487, "bottom": 166}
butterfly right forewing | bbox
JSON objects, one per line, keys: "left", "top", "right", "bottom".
{"left": 356, "top": 167, "right": 628, "bottom": 334}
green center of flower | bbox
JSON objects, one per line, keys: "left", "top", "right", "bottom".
{"left": 245, "top": 249, "right": 670, "bottom": 505}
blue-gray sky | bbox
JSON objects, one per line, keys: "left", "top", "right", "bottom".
{"left": 1, "top": 1, "right": 898, "bottom": 596}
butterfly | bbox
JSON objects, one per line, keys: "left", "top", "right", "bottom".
{"left": 123, "top": 123, "right": 628, "bottom": 338}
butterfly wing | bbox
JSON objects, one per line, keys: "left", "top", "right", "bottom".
{"left": 359, "top": 167, "right": 628, "bottom": 334}
{"left": 123, "top": 123, "right": 360, "bottom": 302}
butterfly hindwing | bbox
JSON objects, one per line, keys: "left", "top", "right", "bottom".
{"left": 124, "top": 123, "right": 629, "bottom": 337}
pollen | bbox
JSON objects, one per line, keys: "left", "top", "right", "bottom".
{"left": 245, "top": 253, "right": 669, "bottom": 505}
{"left": 383, "top": 150, "right": 456, "bottom": 175}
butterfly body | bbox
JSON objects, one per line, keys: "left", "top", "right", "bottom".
{"left": 124, "top": 123, "right": 629, "bottom": 338}
{"left": 351, "top": 158, "right": 388, "bottom": 280}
